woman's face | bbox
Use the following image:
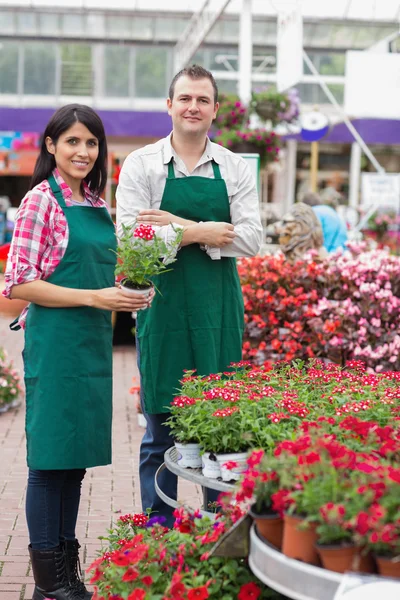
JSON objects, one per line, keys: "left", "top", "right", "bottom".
{"left": 45, "top": 121, "right": 99, "bottom": 188}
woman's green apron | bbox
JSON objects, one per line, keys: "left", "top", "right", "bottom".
{"left": 137, "top": 159, "right": 244, "bottom": 414}
{"left": 14, "top": 175, "right": 116, "bottom": 470}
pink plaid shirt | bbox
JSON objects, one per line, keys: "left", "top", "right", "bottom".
{"left": 3, "top": 169, "right": 109, "bottom": 328}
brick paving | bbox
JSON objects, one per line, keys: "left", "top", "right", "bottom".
{"left": 0, "top": 313, "right": 201, "bottom": 599}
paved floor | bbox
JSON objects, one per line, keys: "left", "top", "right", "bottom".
{"left": 0, "top": 313, "right": 201, "bottom": 599}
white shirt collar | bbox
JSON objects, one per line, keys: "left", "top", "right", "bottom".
{"left": 162, "top": 132, "right": 222, "bottom": 167}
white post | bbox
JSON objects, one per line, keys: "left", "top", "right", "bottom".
{"left": 238, "top": 0, "right": 252, "bottom": 105}
{"left": 349, "top": 142, "right": 362, "bottom": 209}
{"left": 285, "top": 140, "right": 297, "bottom": 211}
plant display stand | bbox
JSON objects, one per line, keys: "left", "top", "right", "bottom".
{"left": 249, "top": 525, "right": 343, "bottom": 600}
{"left": 155, "top": 446, "right": 234, "bottom": 516}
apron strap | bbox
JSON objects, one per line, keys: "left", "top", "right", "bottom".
{"left": 9, "top": 317, "right": 21, "bottom": 331}
{"left": 48, "top": 174, "right": 67, "bottom": 208}
{"left": 167, "top": 159, "right": 222, "bottom": 179}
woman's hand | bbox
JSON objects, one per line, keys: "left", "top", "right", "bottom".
{"left": 137, "top": 209, "right": 196, "bottom": 228}
{"left": 90, "top": 286, "right": 154, "bottom": 312}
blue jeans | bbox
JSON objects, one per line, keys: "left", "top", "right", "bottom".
{"left": 136, "top": 337, "right": 219, "bottom": 528}
{"left": 26, "top": 469, "right": 86, "bottom": 550}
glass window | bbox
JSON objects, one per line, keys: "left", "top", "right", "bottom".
{"left": 104, "top": 45, "right": 130, "bottom": 97}
{"left": 23, "top": 43, "right": 56, "bottom": 95}
{"left": 62, "top": 14, "right": 84, "bottom": 36}
{"left": 253, "top": 21, "right": 276, "bottom": 46}
{"left": 214, "top": 78, "right": 238, "bottom": 95}
{"left": 38, "top": 13, "right": 60, "bottom": 36}
{"left": 154, "top": 17, "right": 186, "bottom": 40}
{"left": 0, "top": 42, "right": 19, "bottom": 94}
{"left": 253, "top": 49, "right": 276, "bottom": 73}
{"left": 192, "top": 49, "right": 207, "bottom": 69}
{"left": 220, "top": 19, "right": 239, "bottom": 43}
{"left": 61, "top": 44, "right": 92, "bottom": 96}
{"left": 297, "top": 82, "right": 344, "bottom": 105}
{"left": 132, "top": 17, "right": 153, "bottom": 40}
{"left": 209, "top": 46, "right": 238, "bottom": 72}
{"left": 17, "top": 12, "right": 36, "bottom": 34}
{"left": 135, "top": 46, "right": 168, "bottom": 98}
{"left": 319, "top": 53, "right": 345, "bottom": 76}
{"left": 86, "top": 14, "right": 105, "bottom": 38}
{"left": 1, "top": 12, "right": 15, "bottom": 34}
{"left": 107, "top": 16, "right": 132, "bottom": 39}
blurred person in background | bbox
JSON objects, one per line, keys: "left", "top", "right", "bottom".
{"left": 302, "top": 191, "right": 348, "bottom": 252}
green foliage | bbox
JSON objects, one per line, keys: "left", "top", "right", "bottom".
{"left": 114, "top": 223, "right": 183, "bottom": 288}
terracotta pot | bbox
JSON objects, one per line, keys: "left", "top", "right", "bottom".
{"left": 316, "top": 544, "right": 357, "bottom": 574}
{"left": 282, "top": 513, "right": 320, "bottom": 566}
{"left": 375, "top": 555, "right": 400, "bottom": 579}
{"left": 249, "top": 505, "right": 283, "bottom": 550}
{"left": 351, "top": 550, "right": 376, "bottom": 574}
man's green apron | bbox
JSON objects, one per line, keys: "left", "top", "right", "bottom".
{"left": 137, "top": 159, "right": 244, "bottom": 414}
{"left": 16, "top": 175, "right": 116, "bottom": 470}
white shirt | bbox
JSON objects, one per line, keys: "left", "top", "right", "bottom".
{"left": 116, "top": 133, "right": 263, "bottom": 260}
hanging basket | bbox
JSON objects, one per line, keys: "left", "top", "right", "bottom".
{"left": 255, "top": 100, "right": 278, "bottom": 121}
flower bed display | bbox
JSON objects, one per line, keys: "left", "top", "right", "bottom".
{"left": 239, "top": 244, "right": 400, "bottom": 371}
{"left": 88, "top": 507, "right": 285, "bottom": 600}
{"left": 0, "top": 348, "right": 22, "bottom": 413}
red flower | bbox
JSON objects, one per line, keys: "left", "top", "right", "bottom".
{"left": 128, "top": 589, "right": 146, "bottom": 600}
{"left": 141, "top": 575, "right": 153, "bottom": 586}
{"left": 238, "top": 582, "right": 261, "bottom": 600}
{"left": 187, "top": 585, "right": 209, "bottom": 600}
{"left": 122, "top": 567, "right": 139, "bottom": 582}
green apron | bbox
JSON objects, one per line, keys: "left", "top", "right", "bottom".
{"left": 137, "top": 159, "right": 244, "bottom": 414}
{"left": 17, "top": 175, "right": 116, "bottom": 470}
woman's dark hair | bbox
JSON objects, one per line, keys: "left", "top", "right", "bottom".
{"left": 31, "top": 104, "right": 107, "bottom": 196}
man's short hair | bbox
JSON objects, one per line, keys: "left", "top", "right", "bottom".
{"left": 168, "top": 64, "right": 219, "bottom": 104}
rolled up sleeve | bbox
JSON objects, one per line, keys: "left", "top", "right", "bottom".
{"left": 217, "top": 158, "right": 263, "bottom": 259}
{"left": 3, "top": 194, "right": 50, "bottom": 298}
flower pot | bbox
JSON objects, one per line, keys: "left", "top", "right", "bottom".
{"left": 174, "top": 442, "right": 202, "bottom": 469}
{"left": 282, "top": 514, "right": 320, "bottom": 566}
{"left": 230, "top": 141, "right": 260, "bottom": 155}
{"left": 137, "top": 413, "right": 147, "bottom": 428}
{"left": 375, "top": 555, "right": 400, "bottom": 579}
{"left": 120, "top": 278, "right": 153, "bottom": 318}
{"left": 316, "top": 543, "right": 357, "bottom": 574}
{"left": 249, "top": 505, "right": 284, "bottom": 550}
{"left": 215, "top": 451, "right": 248, "bottom": 482}
{"left": 201, "top": 452, "right": 221, "bottom": 479}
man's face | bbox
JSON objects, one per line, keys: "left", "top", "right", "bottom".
{"left": 167, "top": 75, "right": 219, "bottom": 137}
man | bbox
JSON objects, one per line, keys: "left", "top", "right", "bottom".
{"left": 302, "top": 192, "right": 348, "bottom": 252}
{"left": 116, "top": 65, "right": 262, "bottom": 526}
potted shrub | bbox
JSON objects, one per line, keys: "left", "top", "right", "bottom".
{"left": 115, "top": 223, "right": 183, "bottom": 298}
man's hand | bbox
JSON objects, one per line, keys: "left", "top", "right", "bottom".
{"left": 194, "top": 222, "right": 236, "bottom": 247}
{"left": 137, "top": 209, "right": 196, "bottom": 228}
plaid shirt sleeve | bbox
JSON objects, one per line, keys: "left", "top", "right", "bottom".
{"left": 3, "top": 186, "right": 68, "bottom": 298}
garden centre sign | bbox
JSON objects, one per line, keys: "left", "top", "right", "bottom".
{"left": 361, "top": 173, "right": 400, "bottom": 210}
{"left": 276, "top": 3, "right": 303, "bottom": 92}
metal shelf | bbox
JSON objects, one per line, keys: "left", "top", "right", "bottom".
{"left": 164, "top": 446, "right": 235, "bottom": 492}
{"left": 249, "top": 525, "right": 342, "bottom": 600}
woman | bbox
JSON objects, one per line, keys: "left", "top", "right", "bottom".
{"left": 4, "top": 104, "right": 150, "bottom": 600}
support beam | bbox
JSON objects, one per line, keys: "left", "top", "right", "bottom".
{"left": 238, "top": 0, "right": 252, "bottom": 105}
{"left": 173, "top": 0, "right": 232, "bottom": 73}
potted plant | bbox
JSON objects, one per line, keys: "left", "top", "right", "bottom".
{"left": 88, "top": 506, "right": 281, "bottom": 600}
{"left": 115, "top": 223, "right": 183, "bottom": 298}
{"left": 251, "top": 87, "right": 300, "bottom": 125}
{"left": 167, "top": 395, "right": 203, "bottom": 468}
{"left": 211, "top": 128, "right": 281, "bottom": 168}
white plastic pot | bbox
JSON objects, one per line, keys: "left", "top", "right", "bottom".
{"left": 216, "top": 451, "right": 248, "bottom": 482}
{"left": 174, "top": 442, "right": 202, "bottom": 469}
{"left": 120, "top": 279, "right": 153, "bottom": 318}
{"left": 201, "top": 451, "right": 221, "bottom": 479}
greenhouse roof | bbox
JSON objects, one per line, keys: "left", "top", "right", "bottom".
{"left": 0, "top": 0, "right": 399, "bottom": 23}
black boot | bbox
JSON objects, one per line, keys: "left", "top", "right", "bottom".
{"left": 29, "top": 545, "right": 81, "bottom": 600}
{"left": 64, "top": 539, "right": 93, "bottom": 600}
